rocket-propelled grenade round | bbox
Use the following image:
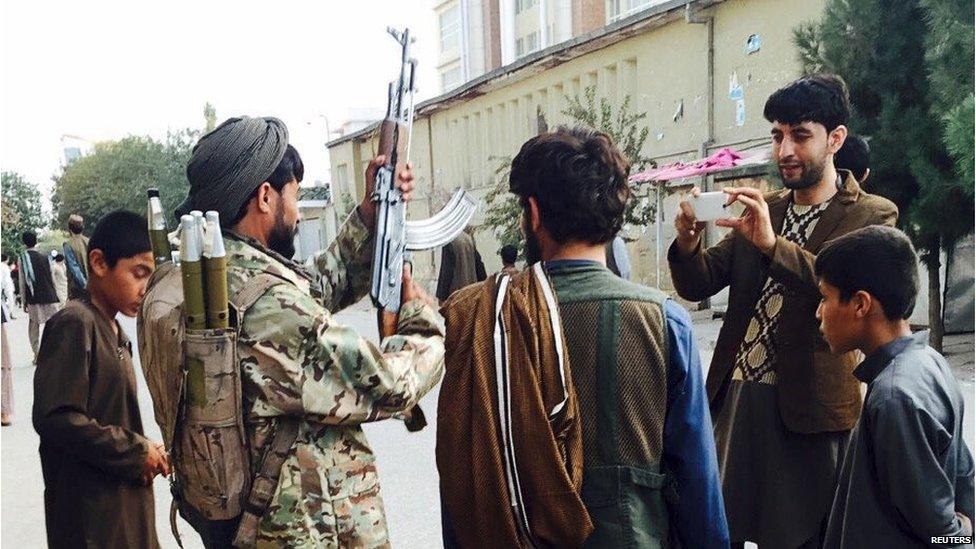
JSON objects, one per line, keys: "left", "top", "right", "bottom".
{"left": 147, "top": 188, "right": 172, "bottom": 266}
{"left": 190, "top": 210, "right": 209, "bottom": 258}
{"left": 203, "top": 211, "right": 229, "bottom": 329}
{"left": 179, "top": 215, "right": 207, "bottom": 330}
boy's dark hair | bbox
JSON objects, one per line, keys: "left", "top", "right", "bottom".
{"left": 764, "top": 73, "right": 851, "bottom": 132}
{"left": 500, "top": 244, "right": 518, "bottom": 264}
{"left": 231, "top": 144, "right": 305, "bottom": 225}
{"left": 815, "top": 226, "right": 919, "bottom": 320}
{"left": 1, "top": 254, "right": 7, "bottom": 263}
{"left": 509, "top": 126, "right": 631, "bottom": 245}
{"left": 834, "top": 134, "right": 870, "bottom": 181}
{"left": 21, "top": 231, "right": 37, "bottom": 247}
{"left": 88, "top": 210, "right": 152, "bottom": 269}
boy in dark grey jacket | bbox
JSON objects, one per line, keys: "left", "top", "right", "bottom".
{"left": 815, "top": 225, "right": 974, "bottom": 548}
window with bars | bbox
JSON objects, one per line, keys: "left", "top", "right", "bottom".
{"left": 441, "top": 66, "right": 463, "bottom": 91}
{"left": 607, "top": 0, "right": 661, "bottom": 22}
{"left": 516, "top": 31, "right": 539, "bottom": 58}
{"left": 439, "top": 5, "right": 460, "bottom": 54}
{"left": 515, "top": 0, "right": 537, "bottom": 15}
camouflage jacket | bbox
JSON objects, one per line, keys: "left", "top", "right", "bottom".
{"left": 224, "top": 208, "right": 445, "bottom": 548}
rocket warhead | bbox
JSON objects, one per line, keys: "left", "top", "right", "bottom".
{"left": 147, "top": 188, "right": 167, "bottom": 230}
{"left": 147, "top": 188, "right": 171, "bottom": 265}
{"left": 204, "top": 211, "right": 226, "bottom": 259}
{"left": 180, "top": 215, "right": 202, "bottom": 262}
{"left": 190, "top": 210, "right": 209, "bottom": 256}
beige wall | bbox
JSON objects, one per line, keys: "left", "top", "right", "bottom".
{"left": 330, "top": 0, "right": 826, "bottom": 293}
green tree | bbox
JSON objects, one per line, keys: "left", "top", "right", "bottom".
{"left": 204, "top": 102, "right": 217, "bottom": 133}
{"left": 795, "top": 0, "right": 974, "bottom": 350}
{"left": 52, "top": 129, "right": 197, "bottom": 232}
{"left": 1, "top": 171, "right": 46, "bottom": 258}
{"left": 481, "top": 86, "right": 658, "bottom": 258}
{"left": 482, "top": 155, "right": 524, "bottom": 256}
{"left": 921, "top": 0, "right": 974, "bottom": 184}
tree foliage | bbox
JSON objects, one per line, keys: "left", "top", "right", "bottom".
{"left": 52, "top": 129, "right": 197, "bottom": 232}
{"left": 794, "top": 0, "right": 974, "bottom": 348}
{"left": 921, "top": 0, "right": 975, "bottom": 185}
{"left": 204, "top": 102, "right": 217, "bottom": 133}
{"left": 1, "top": 171, "right": 46, "bottom": 258}
{"left": 482, "top": 155, "right": 524, "bottom": 256}
{"left": 481, "top": 86, "right": 659, "bottom": 257}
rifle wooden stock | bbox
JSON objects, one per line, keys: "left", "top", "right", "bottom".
{"left": 377, "top": 119, "right": 399, "bottom": 161}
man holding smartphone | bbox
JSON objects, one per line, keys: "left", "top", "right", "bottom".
{"left": 668, "top": 74, "right": 898, "bottom": 549}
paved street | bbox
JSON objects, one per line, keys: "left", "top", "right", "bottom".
{"left": 2, "top": 304, "right": 973, "bottom": 548}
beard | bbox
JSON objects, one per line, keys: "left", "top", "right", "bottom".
{"left": 779, "top": 151, "right": 827, "bottom": 190}
{"left": 521, "top": 210, "right": 543, "bottom": 264}
{"left": 524, "top": 229, "right": 542, "bottom": 264}
{"left": 268, "top": 201, "right": 298, "bottom": 259}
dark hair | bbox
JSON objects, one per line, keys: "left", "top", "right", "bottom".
{"left": 231, "top": 144, "right": 305, "bottom": 225}
{"left": 509, "top": 126, "right": 631, "bottom": 245}
{"left": 815, "top": 226, "right": 918, "bottom": 320}
{"left": 764, "top": 73, "right": 851, "bottom": 131}
{"left": 68, "top": 214, "right": 85, "bottom": 234}
{"left": 834, "top": 134, "right": 870, "bottom": 181}
{"left": 21, "top": 231, "right": 37, "bottom": 247}
{"left": 0, "top": 254, "right": 7, "bottom": 262}
{"left": 500, "top": 244, "right": 518, "bottom": 264}
{"left": 88, "top": 210, "right": 152, "bottom": 268}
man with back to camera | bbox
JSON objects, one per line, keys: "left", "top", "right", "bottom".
{"left": 669, "top": 74, "right": 898, "bottom": 548}
{"left": 440, "top": 126, "right": 729, "bottom": 548}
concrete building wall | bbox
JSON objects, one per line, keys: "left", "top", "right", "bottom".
{"left": 330, "top": 0, "right": 827, "bottom": 293}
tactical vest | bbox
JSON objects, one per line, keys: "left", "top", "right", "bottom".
{"left": 548, "top": 262, "right": 674, "bottom": 548}
{"left": 137, "top": 261, "right": 299, "bottom": 548}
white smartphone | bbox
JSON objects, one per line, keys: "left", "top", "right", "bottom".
{"left": 689, "top": 191, "right": 730, "bottom": 222}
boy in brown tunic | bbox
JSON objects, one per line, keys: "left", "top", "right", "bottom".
{"left": 33, "top": 210, "right": 169, "bottom": 549}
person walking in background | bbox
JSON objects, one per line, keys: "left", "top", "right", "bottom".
{"left": 1, "top": 255, "right": 13, "bottom": 426}
{"left": 605, "top": 234, "right": 631, "bottom": 280}
{"left": 18, "top": 231, "right": 61, "bottom": 360}
{"left": 498, "top": 244, "right": 519, "bottom": 276}
{"left": 436, "top": 227, "right": 487, "bottom": 304}
{"left": 816, "top": 226, "right": 974, "bottom": 547}
{"left": 64, "top": 214, "right": 89, "bottom": 300}
{"left": 49, "top": 251, "right": 68, "bottom": 306}
{"left": 0, "top": 253, "right": 15, "bottom": 318}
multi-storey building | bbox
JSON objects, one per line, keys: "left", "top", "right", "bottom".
{"left": 329, "top": 0, "right": 826, "bottom": 292}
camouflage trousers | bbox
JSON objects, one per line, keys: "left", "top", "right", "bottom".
{"left": 257, "top": 444, "right": 391, "bottom": 549}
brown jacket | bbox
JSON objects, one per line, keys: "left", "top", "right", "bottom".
{"left": 33, "top": 299, "right": 159, "bottom": 548}
{"left": 668, "top": 172, "right": 898, "bottom": 433}
{"left": 438, "top": 266, "right": 593, "bottom": 548}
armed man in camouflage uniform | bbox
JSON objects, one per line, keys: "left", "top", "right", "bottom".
{"left": 176, "top": 116, "right": 444, "bottom": 547}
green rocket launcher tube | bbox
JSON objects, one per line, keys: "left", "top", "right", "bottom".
{"left": 147, "top": 188, "right": 171, "bottom": 265}
{"left": 203, "top": 211, "right": 229, "bottom": 329}
{"left": 179, "top": 215, "right": 207, "bottom": 330}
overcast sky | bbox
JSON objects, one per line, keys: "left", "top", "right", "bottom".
{"left": 1, "top": 0, "right": 439, "bottom": 207}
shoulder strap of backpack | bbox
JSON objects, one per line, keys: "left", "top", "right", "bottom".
{"left": 230, "top": 272, "right": 285, "bottom": 314}
{"left": 228, "top": 271, "right": 303, "bottom": 549}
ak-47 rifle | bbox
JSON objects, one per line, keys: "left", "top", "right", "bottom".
{"left": 371, "top": 27, "right": 476, "bottom": 431}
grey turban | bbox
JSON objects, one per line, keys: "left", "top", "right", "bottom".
{"left": 176, "top": 116, "right": 289, "bottom": 223}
